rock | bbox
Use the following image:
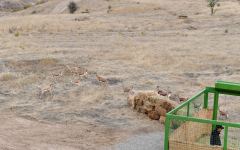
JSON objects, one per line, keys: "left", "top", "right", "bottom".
{"left": 148, "top": 110, "right": 160, "bottom": 120}
{"left": 155, "top": 106, "right": 167, "bottom": 117}
{"left": 156, "top": 99, "right": 178, "bottom": 112}
{"left": 136, "top": 98, "right": 144, "bottom": 107}
{"left": 139, "top": 101, "right": 155, "bottom": 114}
{"left": 137, "top": 107, "right": 148, "bottom": 114}
{"left": 126, "top": 90, "right": 178, "bottom": 121}
{"left": 162, "top": 101, "right": 175, "bottom": 112}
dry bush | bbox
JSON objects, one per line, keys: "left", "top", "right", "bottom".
{"left": 39, "top": 58, "right": 58, "bottom": 66}
{"left": 23, "top": 4, "right": 32, "bottom": 10}
{"left": 36, "top": 0, "right": 47, "bottom": 5}
{"left": 16, "top": 75, "right": 39, "bottom": 87}
{"left": 0, "top": 72, "right": 17, "bottom": 81}
{"left": 0, "top": 15, "right": 110, "bottom": 34}
{"left": 14, "top": 31, "right": 20, "bottom": 37}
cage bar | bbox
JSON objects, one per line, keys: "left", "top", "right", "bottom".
{"left": 164, "top": 81, "right": 240, "bottom": 150}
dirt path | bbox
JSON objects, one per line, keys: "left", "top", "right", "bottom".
{"left": 113, "top": 132, "right": 164, "bottom": 150}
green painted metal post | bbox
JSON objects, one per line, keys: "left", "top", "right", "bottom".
{"left": 204, "top": 91, "right": 208, "bottom": 109}
{"left": 187, "top": 102, "right": 190, "bottom": 116}
{"left": 164, "top": 116, "right": 171, "bottom": 150}
{"left": 212, "top": 91, "right": 219, "bottom": 120}
{"left": 223, "top": 126, "right": 228, "bottom": 150}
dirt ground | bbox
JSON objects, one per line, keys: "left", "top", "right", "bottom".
{"left": 0, "top": 0, "right": 239, "bottom": 149}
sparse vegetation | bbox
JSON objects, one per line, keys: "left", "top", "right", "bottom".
{"left": 68, "top": 2, "right": 78, "bottom": 14}
{"left": 31, "top": 10, "right": 37, "bottom": 14}
{"left": 15, "top": 74, "right": 39, "bottom": 88}
{"left": 24, "top": 4, "right": 32, "bottom": 10}
{"left": 39, "top": 58, "right": 58, "bottom": 66}
{"left": 36, "top": 0, "right": 46, "bottom": 5}
{"left": 1, "top": 0, "right": 45, "bottom": 12}
{"left": 0, "top": 72, "right": 17, "bottom": 81}
{"left": 15, "top": 31, "right": 20, "bottom": 37}
{"left": 208, "top": 0, "right": 219, "bottom": 15}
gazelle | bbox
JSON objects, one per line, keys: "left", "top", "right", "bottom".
{"left": 122, "top": 85, "right": 133, "bottom": 93}
{"left": 96, "top": 74, "right": 108, "bottom": 85}
{"left": 192, "top": 102, "right": 202, "bottom": 112}
{"left": 156, "top": 86, "right": 168, "bottom": 96}
{"left": 38, "top": 83, "right": 54, "bottom": 99}
{"left": 218, "top": 104, "right": 229, "bottom": 120}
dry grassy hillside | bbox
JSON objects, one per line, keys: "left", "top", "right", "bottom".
{"left": 0, "top": 0, "right": 239, "bottom": 149}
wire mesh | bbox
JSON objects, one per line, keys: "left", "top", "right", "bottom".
{"left": 208, "top": 92, "right": 215, "bottom": 110}
{"left": 174, "top": 92, "right": 209, "bottom": 118}
{"left": 188, "top": 93, "right": 205, "bottom": 118}
{"left": 174, "top": 105, "right": 188, "bottom": 116}
{"left": 218, "top": 94, "right": 240, "bottom": 123}
{"left": 228, "top": 127, "right": 240, "bottom": 150}
{"left": 169, "top": 118, "right": 222, "bottom": 150}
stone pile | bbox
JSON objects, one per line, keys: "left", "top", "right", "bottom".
{"left": 127, "top": 91, "right": 179, "bottom": 124}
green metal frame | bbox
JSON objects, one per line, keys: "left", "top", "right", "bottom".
{"left": 164, "top": 81, "right": 240, "bottom": 150}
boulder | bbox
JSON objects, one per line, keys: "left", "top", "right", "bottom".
{"left": 155, "top": 105, "right": 167, "bottom": 117}
{"left": 127, "top": 90, "right": 178, "bottom": 121}
{"left": 148, "top": 110, "right": 160, "bottom": 120}
{"left": 140, "top": 101, "right": 155, "bottom": 114}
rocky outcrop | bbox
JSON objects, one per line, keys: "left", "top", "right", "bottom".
{"left": 127, "top": 90, "right": 179, "bottom": 124}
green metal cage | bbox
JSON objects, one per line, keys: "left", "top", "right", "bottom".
{"left": 164, "top": 81, "right": 240, "bottom": 150}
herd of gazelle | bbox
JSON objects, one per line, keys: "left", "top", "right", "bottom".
{"left": 38, "top": 65, "right": 229, "bottom": 120}
{"left": 38, "top": 65, "right": 108, "bottom": 99}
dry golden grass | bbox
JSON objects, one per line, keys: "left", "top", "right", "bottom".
{"left": 0, "top": 72, "right": 17, "bottom": 81}
{"left": 111, "top": 4, "right": 157, "bottom": 14}
{"left": 0, "top": 0, "right": 239, "bottom": 149}
{"left": 15, "top": 74, "right": 40, "bottom": 87}
{"left": 39, "top": 58, "right": 58, "bottom": 66}
{"left": 0, "top": 15, "right": 112, "bottom": 34}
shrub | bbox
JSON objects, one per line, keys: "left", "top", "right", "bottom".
{"left": 31, "top": 10, "right": 37, "bottom": 14}
{"left": 0, "top": 72, "right": 17, "bottom": 81}
{"left": 68, "top": 2, "right": 78, "bottom": 14}
{"left": 24, "top": 4, "right": 32, "bottom": 9}
{"left": 36, "top": 0, "right": 46, "bottom": 5}
{"left": 15, "top": 32, "right": 20, "bottom": 37}
{"left": 39, "top": 58, "right": 58, "bottom": 66}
